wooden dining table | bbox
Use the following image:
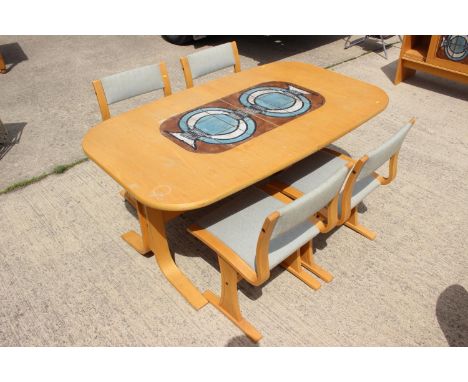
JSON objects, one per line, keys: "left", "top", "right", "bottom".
{"left": 82, "top": 61, "right": 388, "bottom": 310}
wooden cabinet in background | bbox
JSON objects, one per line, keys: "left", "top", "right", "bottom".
{"left": 395, "top": 35, "right": 468, "bottom": 85}
{"left": 0, "top": 51, "right": 6, "bottom": 74}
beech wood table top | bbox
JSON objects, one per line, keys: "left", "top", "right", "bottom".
{"left": 82, "top": 61, "right": 388, "bottom": 211}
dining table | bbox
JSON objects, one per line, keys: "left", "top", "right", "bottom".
{"left": 82, "top": 61, "right": 388, "bottom": 310}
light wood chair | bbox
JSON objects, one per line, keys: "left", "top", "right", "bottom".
{"left": 188, "top": 165, "right": 351, "bottom": 342}
{"left": 180, "top": 41, "right": 241, "bottom": 88}
{"left": 269, "top": 118, "right": 416, "bottom": 241}
{"left": 92, "top": 62, "right": 171, "bottom": 121}
{"left": 92, "top": 62, "right": 172, "bottom": 209}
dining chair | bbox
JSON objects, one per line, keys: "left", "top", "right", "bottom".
{"left": 92, "top": 62, "right": 172, "bottom": 121}
{"left": 180, "top": 41, "right": 241, "bottom": 88}
{"left": 92, "top": 62, "right": 172, "bottom": 210}
{"left": 188, "top": 165, "right": 351, "bottom": 342}
{"left": 269, "top": 118, "right": 416, "bottom": 241}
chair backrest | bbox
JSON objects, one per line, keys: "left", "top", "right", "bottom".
{"left": 180, "top": 41, "right": 241, "bottom": 88}
{"left": 92, "top": 62, "right": 171, "bottom": 121}
{"left": 358, "top": 119, "right": 415, "bottom": 180}
{"left": 254, "top": 165, "right": 350, "bottom": 277}
{"left": 271, "top": 166, "right": 350, "bottom": 240}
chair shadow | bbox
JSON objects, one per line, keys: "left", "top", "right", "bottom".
{"left": 436, "top": 284, "right": 468, "bottom": 347}
{"left": 0, "top": 122, "right": 27, "bottom": 160}
{"left": 0, "top": 42, "right": 28, "bottom": 73}
{"left": 226, "top": 335, "right": 260, "bottom": 347}
{"left": 194, "top": 35, "right": 345, "bottom": 65}
{"left": 381, "top": 59, "right": 468, "bottom": 101}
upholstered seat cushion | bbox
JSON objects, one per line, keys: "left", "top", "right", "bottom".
{"left": 275, "top": 150, "right": 350, "bottom": 192}
{"left": 193, "top": 187, "right": 319, "bottom": 272}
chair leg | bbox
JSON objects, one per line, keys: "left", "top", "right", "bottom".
{"left": 300, "top": 241, "right": 333, "bottom": 283}
{"left": 120, "top": 189, "right": 137, "bottom": 210}
{"left": 121, "top": 201, "right": 152, "bottom": 255}
{"left": 381, "top": 36, "right": 388, "bottom": 59}
{"left": 344, "top": 207, "right": 377, "bottom": 240}
{"left": 281, "top": 249, "right": 321, "bottom": 290}
{"left": 204, "top": 257, "right": 262, "bottom": 342}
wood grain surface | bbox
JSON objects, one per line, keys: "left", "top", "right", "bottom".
{"left": 82, "top": 61, "right": 388, "bottom": 211}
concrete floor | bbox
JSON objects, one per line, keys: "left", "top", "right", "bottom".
{"left": 0, "top": 36, "right": 467, "bottom": 346}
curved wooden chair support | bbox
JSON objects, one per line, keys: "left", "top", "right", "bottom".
{"left": 204, "top": 257, "right": 262, "bottom": 342}
{"left": 189, "top": 220, "right": 328, "bottom": 342}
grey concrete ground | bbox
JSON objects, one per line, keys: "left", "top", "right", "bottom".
{"left": 0, "top": 37, "right": 467, "bottom": 346}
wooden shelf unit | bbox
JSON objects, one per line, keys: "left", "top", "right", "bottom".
{"left": 395, "top": 35, "right": 468, "bottom": 85}
{"left": 0, "top": 51, "right": 6, "bottom": 74}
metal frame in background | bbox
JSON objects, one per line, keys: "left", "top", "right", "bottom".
{"left": 345, "top": 35, "right": 402, "bottom": 59}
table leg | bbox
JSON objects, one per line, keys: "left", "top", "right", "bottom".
{"left": 145, "top": 207, "right": 208, "bottom": 310}
{"left": 121, "top": 201, "right": 152, "bottom": 255}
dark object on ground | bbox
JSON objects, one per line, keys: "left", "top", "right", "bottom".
{"left": 162, "top": 35, "right": 194, "bottom": 45}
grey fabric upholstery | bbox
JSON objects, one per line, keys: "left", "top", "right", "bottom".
{"left": 194, "top": 188, "right": 321, "bottom": 272}
{"left": 338, "top": 175, "right": 381, "bottom": 212}
{"left": 272, "top": 166, "right": 350, "bottom": 239}
{"left": 186, "top": 43, "right": 236, "bottom": 79}
{"left": 275, "top": 150, "right": 350, "bottom": 193}
{"left": 100, "top": 64, "right": 165, "bottom": 105}
{"left": 194, "top": 187, "right": 288, "bottom": 271}
{"left": 359, "top": 121, "right": 413, "bottom": 180}
{"left": 350, "top": 176, "right": 381, "bottom": 208}
{"left": 194, "top": 166, "right": 349, "bottom": 273}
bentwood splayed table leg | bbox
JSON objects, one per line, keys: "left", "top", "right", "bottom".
{"left": 82, "top": 61, "right": 388, "bottom": 310}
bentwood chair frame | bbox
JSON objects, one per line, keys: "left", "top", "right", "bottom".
{"left": 180, "top": 41, "right": 241, "bottom": 88}
{"left": 269, "top": 118, "right": 416, "bottom": 241}
{"left": 188, "top": 165, "right": 351, "bottom": 341}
